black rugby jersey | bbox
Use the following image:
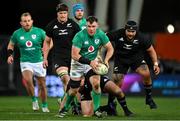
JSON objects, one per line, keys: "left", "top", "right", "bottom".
{"left": 45, "top": 18, "right": 80, "bottom": 58}
{"left": 107, "top": 28, "right": 151, "bottom": 63}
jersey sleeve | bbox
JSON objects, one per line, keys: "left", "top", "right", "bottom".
{"left": 45, "top": 21, "right": 53, "bottom": 38}
{"left": 140, "top": 34, "right": 152, "bottom": 50}
{"left": 100, "top": 30, "right": 110, "bottom": 45}
{"left": 72, "top": 32, "right": 83, "bottom": 49}
{"left": 10, "top": 31, "right": 17, "bottom": 45}
{"left": 40, "top": 28, "right": 46, "bottom": 40}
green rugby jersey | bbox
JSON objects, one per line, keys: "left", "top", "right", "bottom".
{"left": 74, "top": 17, "right": 86, "bottom": 30}
{"left": 10, "top": 26, "right": 45, "bottom": 63}
{"left": 72, "top": 28, "right": 110, "bottom": 61}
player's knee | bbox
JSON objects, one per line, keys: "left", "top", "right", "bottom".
{"left": 114, "top": 88, "right": 124, "bottom": 97}
{"left": 69, "top": 89, "right": 78, "bottom": 96}
{"left": 25, "top": 79, "right": 34, "bottom": 87}
{"left": 118, "top": 91, "right": 125, "bottom": 98}
{"left": 94, "top": 82, "right": 100, "bottom": 90}
{"left": 113, "top": 74, "right": 124, "bottom": 85}
{"left": 38, "top": 83, "right": 46, "bottom": 90}
{"left": 93, "top": 82, "right": 100, "bottom": 91}
{"left": 82, "top": 108, "right": 93, "bottom": 117}
{"left": 23, "top": 76, "right": 32, "bottom": 84}
{"left": 90, "top": 76, "right": 100, "bottom": 90}
{"left": 142, "top": 71, "right": 151, "bottom": 79}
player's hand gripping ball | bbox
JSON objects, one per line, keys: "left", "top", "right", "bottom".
{"left": 94, "top": 63, "right": 108, "bottom": 75}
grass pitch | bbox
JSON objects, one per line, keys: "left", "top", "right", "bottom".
{"left": 0, "top": 96, "right": 179, "bottom": 120}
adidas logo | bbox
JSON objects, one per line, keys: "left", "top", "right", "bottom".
{"left": 53, "top": 25, "right": 58, "bottom": 29}
{"left": 67, "top": 23, "right": 72, "bottom": 27}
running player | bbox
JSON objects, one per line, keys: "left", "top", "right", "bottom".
{"left": 7, "top": 12, "right": 49, "bottom": 112}
{"left": 58, "top": 16, "right": 114, "bottom": 117}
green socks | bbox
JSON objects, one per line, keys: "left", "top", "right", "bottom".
{"left": 42, "top": 102, "right": 48, "bottom": 107}
{"left": 92, "top": 90, "right": 101, "bottom": 111}
{"left": 64, "top": 93, "right": 75, "bottom": 110}
{"left": 32, "top": 96, "right": 37, "bottom": 102}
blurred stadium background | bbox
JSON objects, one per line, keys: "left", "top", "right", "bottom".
{"left": 0, "top": 0, "right": 180, "bottom": 99}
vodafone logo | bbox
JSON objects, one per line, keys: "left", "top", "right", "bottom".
{"left": 26, "top": 41, "right": 33, "bottom": 47}
{"left": 88, "top": 46, "right": 94, "bottom": 52}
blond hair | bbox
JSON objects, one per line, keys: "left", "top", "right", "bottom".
{"left": 20, "top": 12, "right": 32, "bottom": 20}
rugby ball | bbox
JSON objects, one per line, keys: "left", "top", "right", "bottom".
{"left": 94, "top": 63, "right": 108, "bottom": 75}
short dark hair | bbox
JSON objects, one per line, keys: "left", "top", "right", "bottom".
{"left": 86, "top": 16, "right": 98, "bottom": 24}
{"left": 56, "top": 3, "right": 68, "bottom": 12}
{"left": 125, "top": 20, "right": 138, "bottom": 31}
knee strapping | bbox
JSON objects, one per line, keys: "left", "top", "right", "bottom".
{"left": 57, "top": 70, "right": 68, "bottom": 78}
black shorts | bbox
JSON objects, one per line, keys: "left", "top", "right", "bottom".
{"left": 80, "top": 71, "right": 110, "bottom": 101}
{"left": 80, "top": 69, "right": 97, "bottom": 101}
{"left": 69, "top": 79, "right": 81, "bottom": 88}
{"left": 79, "top": 79, "right": 92, "bottom": 101}
{"left": 53, "top": 56, "right": 71, "bottom": 70}
{"left": 100, "top": 76, "right": 110, "bottom": 92}
{"left": 114, "top": 58, "right": 146, "bottom": 74}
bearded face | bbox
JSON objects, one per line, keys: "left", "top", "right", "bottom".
{"left": 125, "top": 29, "right": 137, "bottom": 40}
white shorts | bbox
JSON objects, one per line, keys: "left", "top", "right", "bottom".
{"left": 20, "top": 62, "right": 46, "bottom": 77}
{"left": 70, "top": 59, "right": 92, "bottom": 78}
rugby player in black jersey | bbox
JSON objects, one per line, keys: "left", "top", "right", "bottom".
{"left": 79, "top": 71, "right": 133, "bottom": 117}
{"left": 42, "top": 3, "right": 80, "bottom": 111}
{"left": 105, "top": 20, "right": 160, "bottom": 113}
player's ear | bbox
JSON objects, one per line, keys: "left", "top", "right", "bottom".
{"left": 20, "top": 21, "right": 22, "bottom": 26}
{"left": 96, "top": 23, "right": 99, "bottom": 28}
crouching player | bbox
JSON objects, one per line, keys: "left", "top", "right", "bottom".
{"left": 80, "top": 69, "right": 134, "bottom": 117}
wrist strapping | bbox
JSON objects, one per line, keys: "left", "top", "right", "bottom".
{"left": 7, "top": 49, "right": 13, "bottom": 57}
{"left": 154, "top": 62, "right": 158, "bottom": 66}
{"left": 79, "top": 57, "right": 91, "bottom": 65}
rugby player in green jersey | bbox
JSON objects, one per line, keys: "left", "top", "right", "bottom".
{"left": 7, "top": 12, "right": 49, "bottom": 112}
{"left": 59, "top": 16, "right": 114, "bottom": 117}
{"left": 65, "top": 3, "right": 87, "bottom": 115}
{"left": 73, "top": 3, "right": 87, "bottom": 30}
